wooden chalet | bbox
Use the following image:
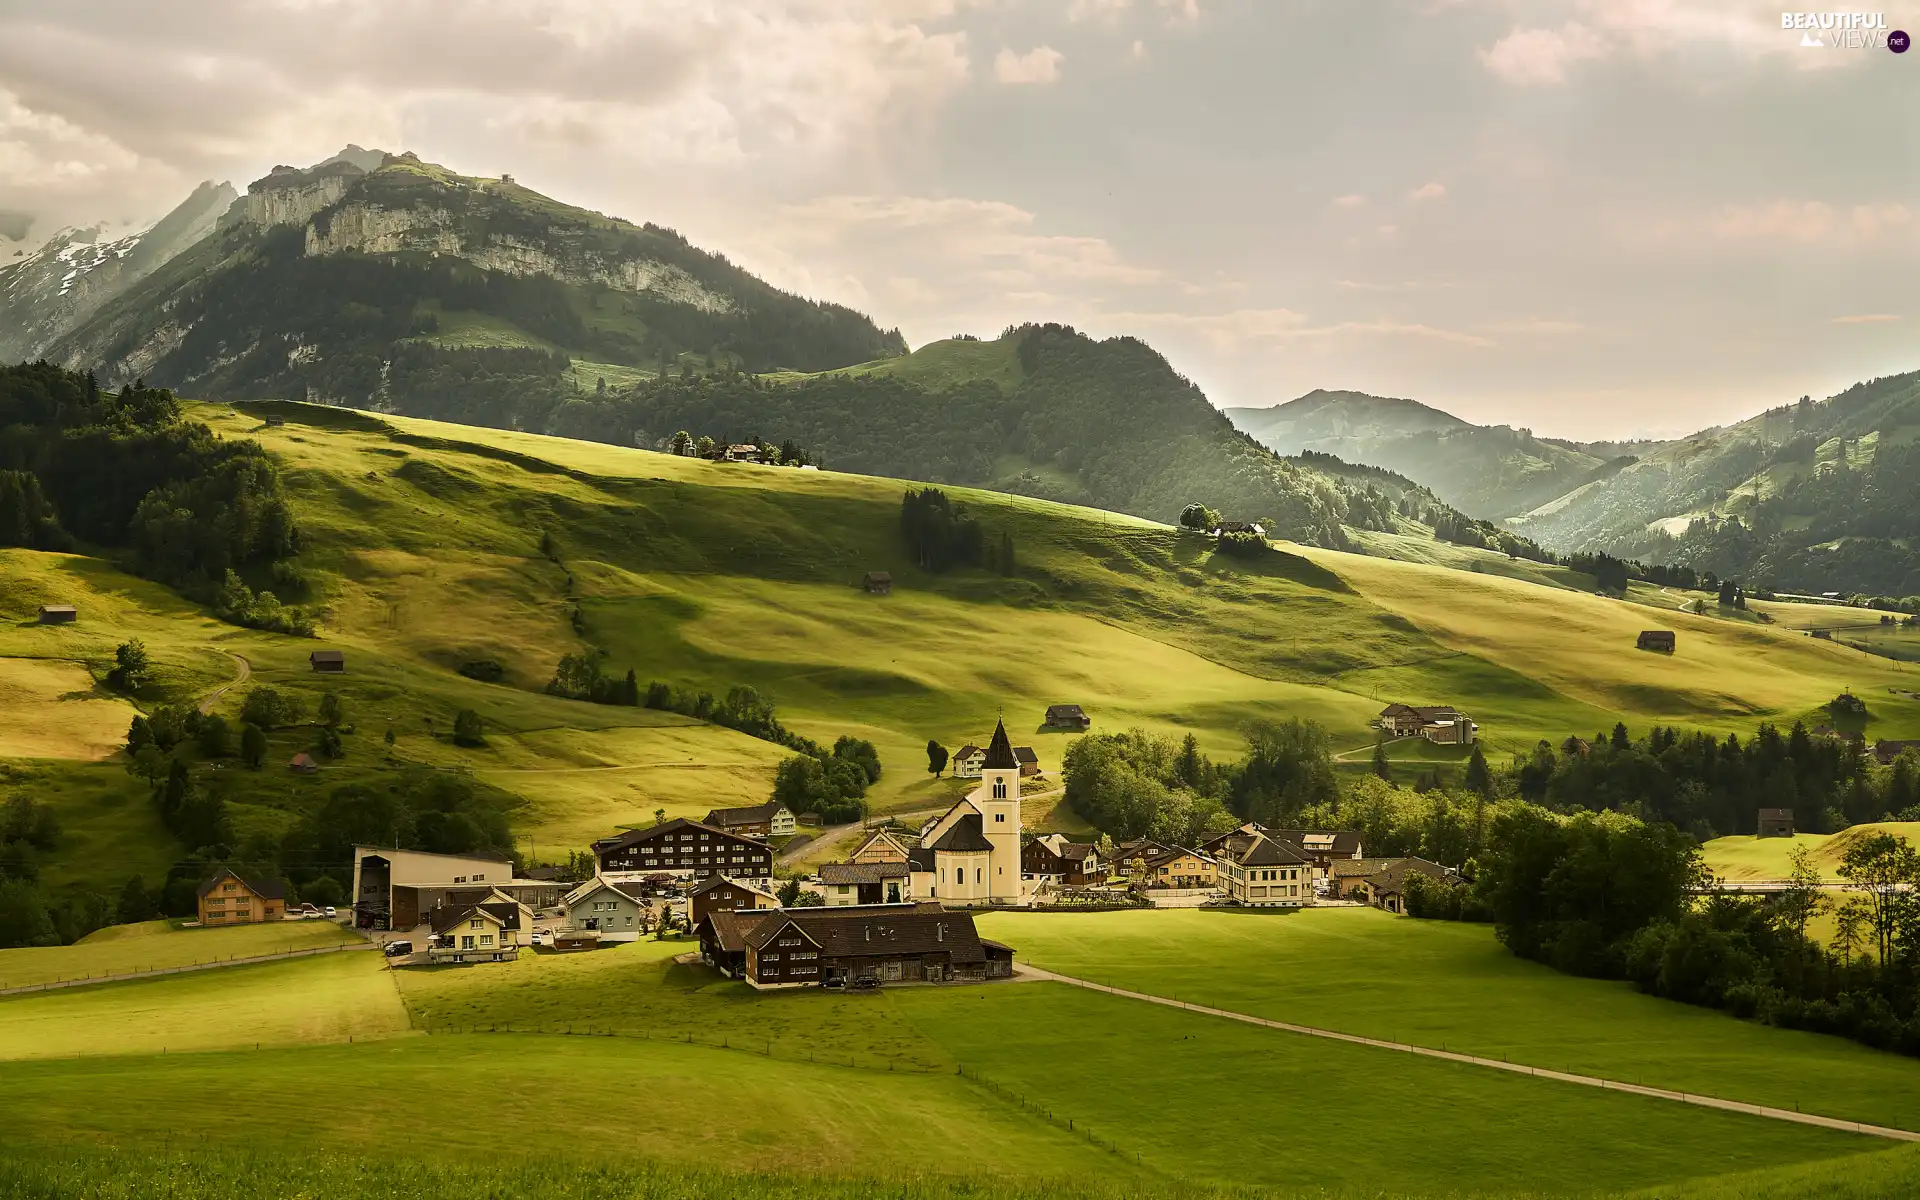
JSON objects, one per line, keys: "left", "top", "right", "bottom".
{"left": 848, "top": 828, "right": 911, "bottom": 865}
{"left": 1022, "top": 834, "right": 1103, "bottom": 885}
{"left": 1874, "top": 739, "right": 1920, "bottom": 766}
{"left": 862, "top": 571, "right": 893, "bottom": 595}
{"left": 593, "top": 817, "right": 773, "bottom": 880}
{"left": 699, "top": 903, "right": 1014, "bottom": 987}
{"left": 309, "top": 649, "right": 346, "bottom": 673}
{"left": 1014, "top": 746, "right": 1042, "bottom": 777}
{"left": 1757, "top": 807, "right": 1796, "bottom": 838}
{"left": 1043, "top": 703, "right": 1091, "bottom": 730}
{"left": 689, "top": 874, "right": 778, "bottom": 928}
{"left": 289, "top": 752, "right": 320, "bottom": 774}
{"left": 37, "top": 605, "right": 77, "bottom": 624}
{"left": 820, "top": 860, "right": 910, "bottom": 905}
{"left": 196, "top": 869, "right": 286, "bottom": 925}
{"left": 1636, "top": 630, "right": 1677, "bottom": 653}
{"left": 702, "top": 800, "right": 795, "bottom": 839}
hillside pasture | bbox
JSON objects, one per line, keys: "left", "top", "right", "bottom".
{"left": 978, "top": 907, "right": 1920, "bottom": 1132}
{"left": 1703, "top": 821, "right": 1920, "bottom": 882}
{"left": 0, "top": 919, "right": 354, "bottom": 991}
{"left": 0, "top": 658, "right": 136, "bottom": 760}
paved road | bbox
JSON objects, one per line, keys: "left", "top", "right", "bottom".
{"left": 197, "top": 652, "right": 252, "bottom": 715}
{"left": 1019, "top": 966, "right": 1920, "bottom": 1143}
{"left": 0, "top": 939, "right": 372, "bottom": 998}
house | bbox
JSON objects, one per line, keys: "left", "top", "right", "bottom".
{"left": 37, "top": 605, "right": 77, "bottom": 624}
{"left": 1043, "top": 704, "right": 1091, "bottom": 730}
{"left": 862, "top": 571, "right": 893, "bottom": 596}
{"left": 195, "top": 869, "right": 287, "bottom": 925}
{"left": 289, "top": 752, "right": 319, "bottom": 774}
{"left": 1757, "top": 808, "right": 1797, "bottom": 838}
{"left": 1637, "top": 630, "right": 1677, "bottom": 653}
{"left": 717, "top": 443, "right": 763, "bottom": 463}
{"left": 1217, "top": 831, "right": 1312, "bottom": 907}
{"left": 1360, "top": 858, "right": 1449, "bottom": 914}
{"left": 1873, "top": 740, "right": 1920, "bottom": 766}
{"left": 427, "top": 904, "right": 521, "bottom": 962}
{"left": 820, "top": 861, "right": 912, "bottom": 905}
{"left": 1022, "top": 834, "right": 1103, "bottom": 886}
{"left": 1114, "top": 837, "right": 1177, "bottom": 876}
{"left": 700, "top": 903, "right": 1014, "bottom": 987}
{"left": 309, "top": 649, "right": 346, "bottom": 673}
{"left": 563, "top": 876, "right": 652, "bottom": 942}
{"left": 910, "top": 719, "right": 1027, "bottom": 906}
{"left": 492, "top": 878, "right": 570, "bottom": 910}
{"left": 848, "top": 828, "right": 911, "bottom": 865}
{"left": 350, "top": 846, "right": 514, "bottom": 930}
{"left": 1140, "top": 846, "right": 1217, "bottom": 889}
{"left": 702, "top": 801, "right": 796, "bottom": 839}
{"left": 950, "top": 744, "right": 987, "bottom": 779}
{"left": 1212, "top": 521, "right": 1266, "bottom": 537}
{"left": 689, "top": 874, "right": 779, "bottom": 927}
{"left": 1263, "top": 828, "right": 1365, "bottom": 878}
{"left": 592, "top": 817, "right": 774, "bottom": 881}
{"left": 1014, "top": 746, "right": 1042, "bottom": 778}
{"left": 1376, "top": 704, "right": 1477, "bottom": 746}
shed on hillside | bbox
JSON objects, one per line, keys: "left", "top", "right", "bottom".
{"left": 1757, "top": 808, "right": 1796, "bottom": 838}
{"left": 1636, "top": 630, "right": 1676, "bottom": 653}
{"left": 862, "top": 571, "right": 893, "bottom": 596}
{"left": 310, "top": 650, "right": 346, "bottom": 673}
{"left": 37, "top": 605, "right": 77, "bottom": 624}
{"left": 289, "top": 752, "right": 320, "bottom": 775}
{"left": 1044, "top": 704, "right": 1091, "bottom": 730}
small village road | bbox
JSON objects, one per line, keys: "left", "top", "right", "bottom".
{"left": 1018, "top": 966, "right": 1920, "bottom": 1143}
{"left": 0, "top": 939, "right": 373, "bottom": 999}
{"left": 197, "top": 652, "right": 252, "bottom": 715}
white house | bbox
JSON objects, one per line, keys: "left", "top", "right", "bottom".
{"left": 950, "top": 743, "right": 987, "bottom": 779}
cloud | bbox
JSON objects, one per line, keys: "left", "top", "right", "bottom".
{"left": 1407, "top": 181, "right": 1446, "bottom": 203}
{"left": 1696, "top": 200, "right": 1913, "bottom": 243}
{"left": 1479, "top": 23, "right": 1606, "bottom": 86}
{"left": 1104, "top": 308, "right": 1494, "bottom": 351}
{"left": 1332, "top": 193, "right": 1367, "bottom": 208}
{"left": 1830, "top": 313, "right": 1901, "bottom": 324}
{"left": 995, "top": 45, "right": 1064, "bottom": 84}
{"left": 1335, "top": 278, "right": 1452, "bottom": 292}
{"left": 1157, "top": 0, "right": 1201, "bottom": 25}
{"left": 1068, "top": 0, "right": 1131, "bottom": 22}
{"left": 1486, "top": 318, "right": 1584, "bottom": 334}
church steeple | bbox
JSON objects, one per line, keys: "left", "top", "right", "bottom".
{"left": 983, "top": 717, "right": 1018, "bottom": 771}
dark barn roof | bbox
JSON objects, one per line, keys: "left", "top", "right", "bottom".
{"left": 929, "top": 813, "right": 994, "bottom": 853}
{"left": 195, "top": 868, "right": 287, "bottom": 901}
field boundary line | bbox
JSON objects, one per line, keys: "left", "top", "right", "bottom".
{"left": 1021, "top": 967, "right": 1920, "bottom": 1143}
{"left": 0, "top": 941, "right": 371, "bottom": 998}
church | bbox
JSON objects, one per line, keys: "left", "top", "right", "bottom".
{"left": 910, "top": 718, "right": 1027, "bottom": 906}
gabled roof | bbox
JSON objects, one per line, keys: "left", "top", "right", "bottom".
{"left": 477, "top": 901, "right": 525, "bottom": 932}
{"left": 592, "top": 817, "right": 766, "bottom": 853}
{"left": 690, "top": 873, "right": 775, "bottom": 899}
{"left": 1757, "top": 808, "right": 1795, "bottom": 820}
{"left": 1045, "top": 703, "right": 1087, "bottom": 721}
{"left": 704, "top": 801, "right": 784, "bottom": 827}
{"left": 429, "top": 904, "right": 507, "bottom": 936}
{"left": 1237, "top": 834, "right": 1311, "bottom": 867}
{"left": 953, "top": 744, "right": 983, "bottom": 761}
{"left": 820, "top": 861, "right": 912, "bottom": 884}
{"left": 983, "top": 718, "right": 1019, "bottom": 771}
{"left": 907, "top": 846, "right": 936, "bottom": 872}
{"left": 195, "top": 868, "right": 287, "bottom": 901}
{"left": 929, "top": 812, "right": 994, "bottom": 853}
{"left": 754, "top": 907, "right": 992, "bottom": 965}
{"left": 1367, "top": 857, "right": 1449, "bottom": 894}
{"left": 564, "top": 876, "right": 649, "bottom": 907}
{"left": 702, "top": 907, "right": 778, "bottom": 952}
{"left": 1266, "top": 828, "right": 1363, "bottom": 857}
{"left": 850, "top": 828, "right": 911, "bottom": 863}
{"left": 1013, "top": 746, "right": 1040, "bottom": 766}
{"left": 310, "top": 649, "right": 346, "bottom": 663}
{"left": 1144, "top": 846, "right": 1212, "bottom": 869}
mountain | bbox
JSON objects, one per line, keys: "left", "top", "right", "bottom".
{"left": 1509, "top": 369, "right": 1920, "bottom": 597}
{"left": 1228, "top": 390, "right": 1646, "bottom": 521}
{"left": 0, "top": 179, "right": 237, "bottom": 364}
{"left": 27, "top": 148, "right": 905, "bottom": 402}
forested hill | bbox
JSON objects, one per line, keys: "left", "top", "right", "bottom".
{"left": 513, "top": 323, "right": 1528, "bottom": 548}
{"left": 1512, "top": 368, "right": 1920, "bottom": 597}
{"left": 26, "top": 149, "right": 904, "bottom": 407}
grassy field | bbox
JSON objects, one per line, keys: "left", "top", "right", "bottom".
{"left": 1702, "top": 822, "right": 1920, "bottom": 882}
{"left": 978, "top": 907, "right": 1920, "bottom": 1132}
{"left": 0, "top": 919, "right": 354, "bottom": 990}
{"left": 0, "top": 952, "right": 408, "bottom": 1060}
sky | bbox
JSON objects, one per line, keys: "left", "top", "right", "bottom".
{"left": 0, "top": 0, "right": 1914, "bottom": 439}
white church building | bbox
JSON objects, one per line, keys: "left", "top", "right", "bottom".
{"left": 910, "top": 718, "right": 1027, "bottom": 906}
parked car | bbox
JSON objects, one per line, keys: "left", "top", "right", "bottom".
{"left": 296, "top": 903, "right": 322, "bottom": 919}
{"left": 821, "top": 976, "right": 846, "bottom": 990}
{"left": 323, "top": 906, "right": 338, "bottom": 919}
{"left": 850, "top": 976, "right": 880, "bottom": 991}
{"left": 384, "top": 941, "right": 413, "bottom": 958}
{"left": 529, "top": 931, "right": 545, "bottom": 947}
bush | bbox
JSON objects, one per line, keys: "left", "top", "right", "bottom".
{"left": 458, "top": 659, "right": 506, "bottom": 683}
{"left": 197, "top": 714, "right": 233, "bottom": 758}
{"left": 241, "top": 687, "right": 305, "bottom": 730}
{"left": 452, "top": 709, "right": 485, "bottom": 747}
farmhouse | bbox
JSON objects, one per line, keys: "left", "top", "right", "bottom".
{"left": 1141, "top": 846, "right": 1217, "bottom": 889}
{"left": 1637, "top": 630, "right": 1676, "bottom": 653}
{"left": 950, "top": 743, "right": 987, "bottom": 778}
{"left": 689, "top": 874, "right": 779, "bottom": 927}
{"left": 309, "top": 649, "right": 346, "bottom": 673}
{"left": 862, "top": 571, "right": 893, "bottom": 595}
{"left": 1043, "top": 704, "right": 1091, "bottom": 730}
{"left": 288, "top": 752, "right": 319, "bottom": 774}
{"left": 593, "top": 817, "right": 774, "bottom": 881}
{"left": 1265, "top": 828, "right": 1364, "bottom": 876}
{"left": 1377, "top": 703, "right": 1477, "bottom": 745}
{"left": 848, "top": 828, "right": 912, "bottom": 864}
{"left": 350, "top": 846, "right": 514, "bottom": 930}
{"left": 1360, "top": 858, "right": 1449, "bottom": 914}
{"left": 700, "top": 903, "right": 1014, "bottom": 987}
{"left": 1873, "top": 739, "right": 1920, "bottom": 766}
{"left": 37, "top": 605, "right": 77, "bottom": 624}
{"left": 1757, "top": 808, "right": 1796, "bottom": 838}
{"left": 702, "top": 800, "right": 796, "bottom": 839}
{"left": 1212, "top": 521, "right": 1266, "bottom": 537}
{"left": 820, "top": 861, "right": 911, "bottom": 906}
{"left": 1022, "top": 834, "right": 1103, "bottom": 886}
{"left": 1217, "top": 831, "right": 1311, "bottom": 907}
{"left": 911, "top": 719, "right": 1027, "bottom": 906}
{"left": 563, "top": 876, "right": 651, "bottom": 941}
{"left": 1015, "top": 746, "right": 1042, "bottom": 777}
{"left": 195, "top": 869, "right": 286, "bottom": 925}
{"left": 428, "top": 902, "right": 524, "bottom": 962}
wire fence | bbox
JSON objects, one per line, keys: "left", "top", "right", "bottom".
{"left": 0, "top": 942, "right": 365, "bottom": 997}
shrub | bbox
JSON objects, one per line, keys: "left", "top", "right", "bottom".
{"left": 452, "top": 709, "right": 486, "bottom": 747}
{"left": 458, "top": 659, "right": 506, "bottom": 683}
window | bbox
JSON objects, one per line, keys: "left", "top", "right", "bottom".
{"left": 473, "top": 873, "right": 485, "bottom": 881}
{"left": 470, "top": 919, "right": 483, "bottom": 929}
{"left": 976, "top": 868, "right": 983, "bottom": 884}
{"left": 836, "top": 885, "right": 851, "bottom": 895}
{"left": 994, "top": 813, "right": 1005, "bottom": 823}
{"left": 461, "top": 935, "right": 476, "bottom": 949}
{"left": 480, "top": 934, "right": 494, "bottom": 946}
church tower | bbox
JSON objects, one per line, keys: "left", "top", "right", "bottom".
{"left": 978, "top": 718, "right": 1023, "bottom": 902}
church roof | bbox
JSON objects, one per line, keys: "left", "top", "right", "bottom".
{"left": 983, "top": 718, "right": 1018, "bottom": 771}
{"left": 929, "top": 812, "right": 995, "bottom": 852}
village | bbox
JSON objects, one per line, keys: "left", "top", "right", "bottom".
{"left": 191, "top": 708, "right": 1464, "bottom": 991}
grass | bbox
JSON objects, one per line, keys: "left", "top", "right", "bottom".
{"left": 0, "top": 658, "right": 136, "bottom": 760}
{"left": 0, "top": 952, "right": 408, "bottom": 1060}
{"left": 1702, "top": 822, "right": 1920, "bottom": 882}
{"left": 977, "top": 907, "right": 1920, "bottom": 1132}
{"left": 0, "top": 919, "right": 354, "bottom": 991}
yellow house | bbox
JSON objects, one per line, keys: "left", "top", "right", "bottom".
{"left": 426, "top": 903, "right": 522, "bottom": 962}
{"left": 1143, "top": 848, "right": 1216, "bottom": 889}
{"left": 196, "top": 869, "right": 287, "bottom": 925}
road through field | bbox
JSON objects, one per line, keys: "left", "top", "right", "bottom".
{"left": 1020, "top": 966, "right": 1920, "bottom": 1144}
{"left": 197, "top": 652, "right": 251, "bottom": 715}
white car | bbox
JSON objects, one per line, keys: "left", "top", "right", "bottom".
{"left": 323, "top": 906, "right": 338, "bottom": 919}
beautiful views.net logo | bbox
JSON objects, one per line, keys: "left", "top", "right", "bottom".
{"left": 1780, "top": 11, "right": 1906, "bottom": 50}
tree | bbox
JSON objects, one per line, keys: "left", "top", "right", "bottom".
{"left": 1464, "top": 743, "right": 1492, "bottom": 799}
{"left": 116, "top": 875, "right": 156, "bottom": 924}
{"left": 317, "top": 692, "right": 343, "bottom": 729}
{"left": 452, "top": 708, "right": 485, "bottom": 747}
{"left": 1835, "top": 832, "right": 1919, "bottom": 967}
{"left": 1179, "top": 503, "right": 1208, "bottom": 530}
{"left": 1372, "top": 733, "right": 1391, "bottom": 781}
{"left": 197, "top": 713, "right": 233, "bottom": 758}
{"left": 695, "top": 435, "right": 715, "bottom": 458}
{"left": 241, "top": 687, "right": 304, "bottom": 730}
{"left": 107, "top": 639, "right": 152, "bottom": 693}
{"left": 777, "top": 877, "right": 804, "bottom": 906}
{"left": 316, "top": 726, "right": 344, "bottom": 760}
{"left": 126, "top": 714, "right": 154, "bottom": 753}
{"left": 127, "top": 744, "right": 168, "bottom": 788}
{"left": 926, "top": 740, "right": 949, "bottom": 777}
{"left": 654, "top": 808, "right": 667, "bottom": 825}
{"left": 240, "top": 722, "right": 267, "bottom": 768}
{"left": 1610, "top": 722, "right": 1630, "bottom": 752}
{"left": 670, "top": 430, "right": 693, "bottom": 455}
{"left": 1773, "top": 844, "right": 1825, "bottom": 959}
{"left": 0, "top": 879, "right": 58, "bottom": 948}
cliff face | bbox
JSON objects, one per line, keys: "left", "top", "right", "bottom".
{"left": 218, "top": 170, "right": 361, "bottom": 235}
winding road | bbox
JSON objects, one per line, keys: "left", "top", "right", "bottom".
{"left": 197, "top": 652, "right": 252, "bottom": 715}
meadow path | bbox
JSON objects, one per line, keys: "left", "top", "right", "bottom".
{"left": 1017, "top": 965, "right": 1920, "bottom": 1143}
{"left": 0, "top": 939, "right": 372, "bottom": 998}
{"left": 197, "top": 652, "right": 251, "bottom": 715}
